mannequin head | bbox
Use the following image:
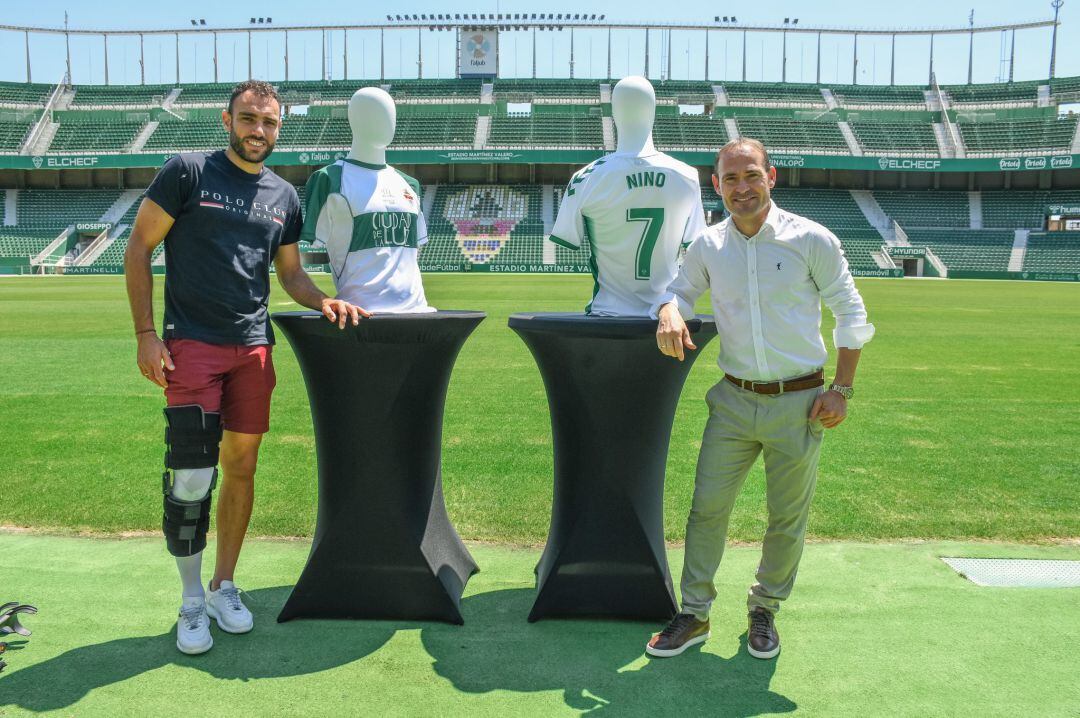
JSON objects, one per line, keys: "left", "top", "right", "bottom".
{"left": 611, "top": 76, "right": 656, "bottom": 156}
{"left": 347, "top": 87, "right": 396, "bottom": 165}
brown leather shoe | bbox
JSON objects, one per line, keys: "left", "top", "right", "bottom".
{"left": 645, "top": 613, "right": 710, "bottom": 657}
{"left": 747, "top": 607, "right": 780, "bottom": 659}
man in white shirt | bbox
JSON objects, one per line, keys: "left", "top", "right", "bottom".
{"left": 645, "top": 138, "right": 875, "bottom": 661}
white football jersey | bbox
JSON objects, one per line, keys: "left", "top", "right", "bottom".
{"left": 549, "top": 151, "right": 707, "bottom": 316}
{"left": 301, "top": 158, "right": 434, "bottom": 313}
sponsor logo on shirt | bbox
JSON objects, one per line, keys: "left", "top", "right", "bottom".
{"left": 198, "top": 190, "right": 290, "bottom": 227}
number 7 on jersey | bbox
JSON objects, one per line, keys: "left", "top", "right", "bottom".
{"left": 626, "top": 207, "right": 666, "bottom": 280}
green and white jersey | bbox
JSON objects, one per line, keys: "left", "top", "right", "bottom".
{"left": 549, "top": 151, "right": 707, "bottom": 316}
{"left": 301, "top": 158, "right": 434, "bottom": 313}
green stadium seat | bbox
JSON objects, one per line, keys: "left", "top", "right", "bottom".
{"left": 0, "top": 121, "right": 33, "bottom": 152}
{"left": 831, "top": 84, "right": 927, "bottom": 108}
{"left": 981, "top": 190, "right": 1080, "bottom": 229}
{"left": 47, "top": 121, "right": 145, "bottom": 153}
{"left": 849, "top": 121, "right": 939, "bottom": 155}
{"left": 735, "top": 117, "right": 848, "bottom": 153}
{"left": 904, "top": 229, "right": 1015, "bottom": 271}
{"left": 874, "top": 191, "right": 969, "bottom": 229}
{"left": 652, "top": 115, "right": 730, "bottom": 150}
{"left": 493, "top": 80, "right": 600, "bottom": 102}
{"left": 724, "top": 82, "right": 825, "bottom": 107}
{"left": 1022, "top": 232, "right": 1080, "bottom": 272}
{"left": 957, "top": 116, "right": 1078, "bottom": 155}
{"left": 0, "top": 81, "right": 53, "bottom": 106}
{"left": 488, "top": 113, "right": 603, "bottom": 149}
{"left": 944, "top": 81, "right": 1041, "bottom": 106}
{"left": 70, "top": 84, "right": 176, "bottom": 107}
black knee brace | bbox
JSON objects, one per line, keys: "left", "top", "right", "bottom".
{"left": 162, "top": 405, "right": 223, "bottom": 557}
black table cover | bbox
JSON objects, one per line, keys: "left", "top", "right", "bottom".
{"left": 273, "top": 310, "right": 485, "bottom": 625}
{"left": 509, "top": 313, "right": 718, "bottom": 621}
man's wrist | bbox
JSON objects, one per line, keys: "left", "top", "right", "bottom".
{"left": 135, "top": 328, "right": 156, "bottom": 337}
{"left": 828, "top": 383, "right": 854, "bottom": 400}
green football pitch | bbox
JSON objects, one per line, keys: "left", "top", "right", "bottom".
{"left": 1, "top": 275, "right": 1078, "bottom": 716}
{"left": 0, "top": 274, "right": 1077, "bottom": 542}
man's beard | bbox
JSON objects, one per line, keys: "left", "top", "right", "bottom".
{"left": 229, "top": 130, "right": 274, "bottom": 163}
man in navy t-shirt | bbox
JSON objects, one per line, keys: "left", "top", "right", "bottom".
{"left": 124, "top": 80, "right": 364, "bottom": 655}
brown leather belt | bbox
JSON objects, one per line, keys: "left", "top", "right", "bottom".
{"left": 724, "top": 370, "right": 825, "bottom": 396}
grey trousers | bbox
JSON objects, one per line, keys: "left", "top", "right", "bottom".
{"left": 680, "top": 378, "right": 825, "bottom": 619}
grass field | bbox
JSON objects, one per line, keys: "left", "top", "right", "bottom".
{"left": 1, "top": 534, "right": 1078, "bottom": 717}
{"left": 0, "top": 275, "right": 1078, "bottom": 543}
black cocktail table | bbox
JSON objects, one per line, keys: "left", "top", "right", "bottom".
{"left": 509, "top": 313, "right": 717, "bottom": 621}
{"left": 273, "top": 310, "right": 485, "bottom": 625}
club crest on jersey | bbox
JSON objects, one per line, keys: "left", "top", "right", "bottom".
{"left": 445, "top": 187, "right": 528, "bottom": 264}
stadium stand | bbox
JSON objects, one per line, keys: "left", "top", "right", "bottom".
{"left": 904, "top": 229, "right": 1015, "bottom": 271}
{"left": 653, "top": 114, "right": 730, "bottom": 150}
{"left": 0, "top": 81, "right": 52, "bottom": 106}
{"left": 487, "top": 113, "right": 603, "bottom": 149}
{"left": 848, "top": 120, "right": 939, "bottom": 155}
{"left": 1023, "top": 232, "right": 1080, "bottom": 271}
{"left": 493, "top": 79, "right": 600, "bottom": 101}
{"left": 735, "top": 116, "right": 849, "bottom": 153}
{"left": 393, "top": 110, "right": 477, "bottom": 148}
{"left": 14, "top": 189, "right": 122, "bottom": 242}
{"left": 771, "top": 188, "right": 883, "bottom": 269}
{"left": 47, "top": 120, "right": 145, "bottom": 153}
{"left": 69, "top": 84, "right": 175, "bottom": 107}
{"left": 943, "top": 81, "right": 1041, "bottom": 106}
{"left": 388, "top": 79, "right": 483, "bottom": 101}
{"left": 422, "top": 184, "right": 545, "bottom": 266}
{"left": 1049, "top": 75, "right": 1080, "bottom": 102}
{"left": 0, "top": 229, "right": 57, "bottom": 258}
{"left": 277, "top": 80, "right": 382, "bottom": 104}
{"left": 142, "top": 119, "right": 223, "bottom": 151}
{"left": 957, "top": 115, "right": 1079, "bottom": 155}
{"left": 724, "top": 82, "right": 826, "bottom": 107}
{"left": 653, "top": 81, "right": 716, "bottom": 105}
{"left": 832, "top": 84, "right": 927, "bottom": 108}
{"left": 981, "top": 190, "right": 1080, "bottom": 229}
{"left": 0, "top": 121, "right": 33, "bottom": 151}
{"left": 173, "top": 84, "right": 233, "bottom": 107}
{"left": 873, "top": 191, "right": 970, "bottom": 229}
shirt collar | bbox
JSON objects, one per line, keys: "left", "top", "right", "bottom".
{"left": 729, "top": 201, "right": 782, "bottom": 241}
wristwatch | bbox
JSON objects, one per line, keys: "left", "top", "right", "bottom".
{"left": 828, "top": 383, "right": 854, "bottom": 400}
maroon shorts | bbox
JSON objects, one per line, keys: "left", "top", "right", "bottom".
{"left": 164, "top": 338, "right": 277, "bottom": 435}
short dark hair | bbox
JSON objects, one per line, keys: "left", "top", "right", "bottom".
{"left": 714, "top": 138, "right": 771, "bottom": 176}
{"left": 228, "top": 79, "right": 280, "bottom": 114}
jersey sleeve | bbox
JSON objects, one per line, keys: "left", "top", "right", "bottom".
{"left": 681, "top": 185, "right": 708, "bottom": 248}
{"left": 549, "top": 167, "right": 591, "bottom": 250}
{"left": 300, "top": 168, "right": 331, "bottom": 248}
{"left": 143, "top": 154, "right": 193, "bottom": 219}
{"left": 416, "top": 209, "right": 429, "bottom": 248}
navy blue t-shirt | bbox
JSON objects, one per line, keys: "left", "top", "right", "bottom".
{"left": 144, "top": 150, "right": 301, "bottom": 346}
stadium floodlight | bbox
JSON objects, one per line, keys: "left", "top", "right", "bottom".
{"left": 190, "top": 19, "right": 197, "bottom": 26}
{"left": 784, "top": 18, "right": 789, "bottom": 24}
{"left": 266, "top": 17, "right": 271, "bottom": 22}
{"left": 574, "top": 14, "right": 580, "bottom": 20}
{"left": 792, "top": 18, "right": 798, "bottom": 24}
{"left": 731, "top": 16, "right": 737, "bottom": 22}
{"left": 599, "top": 14, "right": 605, "bottom": 19}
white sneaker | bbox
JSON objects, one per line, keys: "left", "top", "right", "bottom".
{"left": 176, "top": 597, "right": 213, "bottom": 655}
{"left": 206, "top": 580, "right": 253, "bottom": 634}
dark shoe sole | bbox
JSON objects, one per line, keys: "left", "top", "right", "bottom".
{"left": 747, "top": 642, "right": 780, "bottom": 659}
{"left": 644, "top": 631, "right": 710, "bottom": 658}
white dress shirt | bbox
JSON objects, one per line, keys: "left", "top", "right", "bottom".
{"left": 657, "top": 202, "right": 875, "bottom": 381}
